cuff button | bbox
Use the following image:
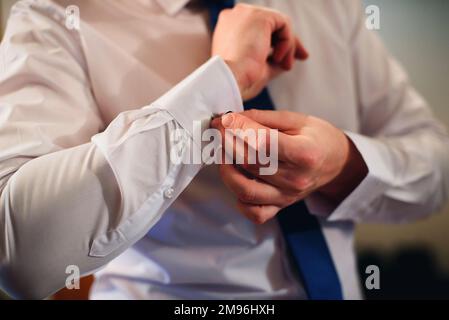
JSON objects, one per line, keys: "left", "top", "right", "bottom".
{"left": 163, "top": 187, "right": 175, "bottom": 199}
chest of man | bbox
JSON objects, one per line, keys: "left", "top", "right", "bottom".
{"left": 66, "top": 0, "right": 359, "bottom": 133}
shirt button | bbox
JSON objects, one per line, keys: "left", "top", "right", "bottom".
{"left": 163, "top": 187, "right": 174, "bottom": 199}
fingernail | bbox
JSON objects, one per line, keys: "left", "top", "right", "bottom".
{"left": 221, "top": 113, "right": 234, "bottom": 128}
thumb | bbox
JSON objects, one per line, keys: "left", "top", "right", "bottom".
{"left": 220, "top": 111, "right": 270, "bottom": 132}
{"left": 240, "top": 109, "right": 308, "bottom": 132}
{"left": 294, "top": 37, "right": 309, "bottom": 60}
{"left": 211, "top": 111, "right": 293, "bottom": 164}
{"left": 213, "top": 112, "right": 280, "bottom": 158}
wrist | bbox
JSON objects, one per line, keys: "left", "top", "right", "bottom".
{"left": 318, "top": 135, "right": 368, "bottom": 203}
{"left": 224, "top": 60, "right": 248, "bottom": 99}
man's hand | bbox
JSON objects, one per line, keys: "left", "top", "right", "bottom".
{"left": 212, "top": 4, "right": 308, "bottom": 101}
{"left": 211, "top": 110, "right": 368, "bottom": 224}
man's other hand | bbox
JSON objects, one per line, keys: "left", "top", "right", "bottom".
{"left": 211, "top": 110, "right": 368, "bottom": 224}
{"left": 212, "top": 4, "right": 308, "bottom": 101}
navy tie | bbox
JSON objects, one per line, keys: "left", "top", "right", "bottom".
{"left": 207, "top": 0, "right": 343, "bottom": 299}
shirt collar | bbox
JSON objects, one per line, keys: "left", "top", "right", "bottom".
{"left": 154, "top": 0, "right": 191, "bottom": 16}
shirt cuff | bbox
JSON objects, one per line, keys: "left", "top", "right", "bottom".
{"left": 307, "top": 131, "right": 392, "bottom": 222}
{"left": 151, "top": 55, "right": 244, "bottom": 138}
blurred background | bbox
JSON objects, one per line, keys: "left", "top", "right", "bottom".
{"left": 1, "top": 0, "right": 448, "bottom": 299}
{"left": 356, "top": 0, "right": 449, "bottom": 299}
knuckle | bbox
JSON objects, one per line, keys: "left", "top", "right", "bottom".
{"left": 297, "top": 177, "right": 311, "bottom": 190}
{"left": 218, "top": 9, "right": 231, "bottom": 20}
{"left": 254, "top": 207, "right": 278, "bottom": 224}
{"left": 233, "top": 115, "right": 248, "bottom": 130}
{"left": 282, "top": 13, "right": 292, "bottom": 25}
{"left": 253, "top": 214, "right": 267, "bottom": 225}
{"left": 250, "top": 208, "right": 269, "bottom": 224}
{"left": 279, "top": 110, "right": 293, "bottom": 118}
{"left": 285, "top": 148, "right": 300, "bottom": 164}
{"left": 221, "top": 8, "right": 231, "bottom": 15}
{"left": 289, "top": 148, "right": 321, "bottom": 169}
{"left": 283, "top": 194, "right": 298, "bottom": 206}
{"left": 238, "top": 186, "right": 256, "bottom": 203}
{"left": 245, "top": 109, "right": 260, "bottom": 119}
{"left": 235, "top": 3, "right": 252, "bottom": 14}
{"left": 302, "top": 150, "right": 321, "bottom": 169}
{"left": 240, "top": 205, "right": 278, "bottom": 225}
{"left": 292, "top": 176, "right": 312, "bottom": 192}
{"left": 234, "top": 3, "right": 245, "bottom": 9}
{"left": 252, "top": 8, "right": 269, "bottom": 21}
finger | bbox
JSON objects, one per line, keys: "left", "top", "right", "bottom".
{"left": 294, "top": 37, "right": 309, "bottom": 60}
{"left": 211, "top": 112, "right": 266, "bottom": 132}
{"left": 281, "top": 44, "right": 296, "bottom": 70}
{"left": 271, "top": 31, "right": 295, "bottom": 70}
{"left": 220, "top": 112, "right": 273, "bottom": 148}
{"left": 240, "top": 109, "right": 308, "bottom": 133}
{"left": 212, "top": 112, "right": 270, "bottom": 159}
{"left": 272, "top": 37, "right": 291, "bottom": 66}
{"left": 269, "top": 13, "right": 295, "bottom": 66}
{"left": 270, "top": 12, "right": 292, "bottom": 41}
{"left": 236, "top": 201, "right": 280, "bottom": 225}
{"left": 244, "top": 163, "right": 318, "bottom": 198}
{"left": 212, "top": 112, "right": 293, "bottom": 163}
{"left": 220, "top": 164, "right": 292, "bottom": 206}
{"left": 269, "top": 13, "right": 308, "bottom": 64}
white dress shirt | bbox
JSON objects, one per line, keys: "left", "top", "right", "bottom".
{"left": 0, "top": 0, "right": 448, "bottom": 299}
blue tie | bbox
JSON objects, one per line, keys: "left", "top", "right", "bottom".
{"left": 207, "top": 0, "right": 343, "bottom": 300}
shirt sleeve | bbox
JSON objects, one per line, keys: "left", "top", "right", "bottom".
{"left": 307, "top": 1, "right": 449, "bottom": 223}
{"left": 0, "top": 0, "right": 242, "bottom": 299}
